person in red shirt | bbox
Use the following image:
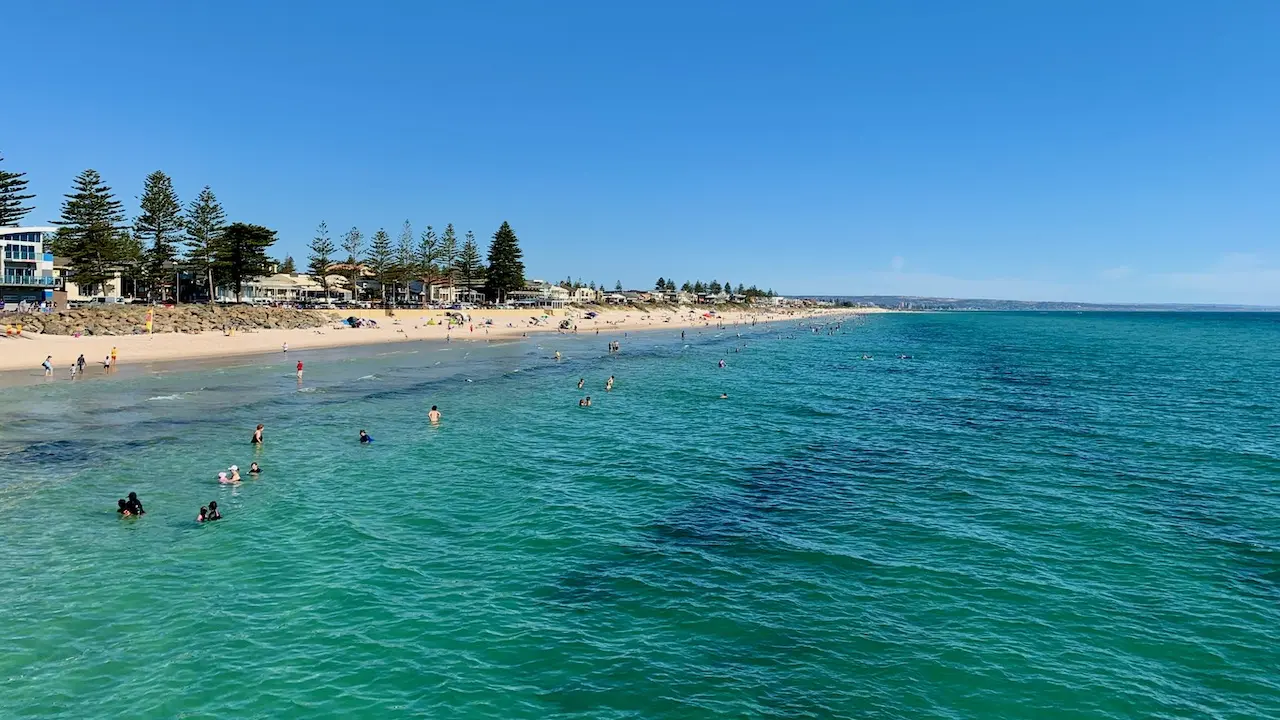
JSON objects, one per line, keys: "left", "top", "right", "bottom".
{"left": 296, "top": 360, "right": 304, "bottom": 380}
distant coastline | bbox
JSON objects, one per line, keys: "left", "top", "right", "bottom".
{"left": 810, "top": 295, "right": 1280, "bottom": 312}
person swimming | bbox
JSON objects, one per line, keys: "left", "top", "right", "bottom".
{"left": 117, "top": 499, "right": 132, "bottom": 516}
{"left": 249, "top": 462, "right": 261, "bottom": 475}
{"left": 554, "top": 351, "right": 561, "bottom": 361}
{"left": 251, "top": 424, "right": 264, "bottom": 444}
{"left": 228, "top": 465, "right": 241, "bottom": 482}
{"left": 579, "top": 396, "right": 592, "bottom": 407}
{"left": 428, "top": 406, "right": 441, "bottom": 424}
{"left": 208, "top": 501, "right": 222, "bottom": 520}
{"left": 197, "top": 507, "right": 208, "bottom": 523}
{"left": 719, "top": 393, "right": 728, "bottom": 399}
{"left": 577, "top": 378, "right": 585, "bottom": 389}
{"left": 718, "top": 359, "right": 725, "bottom": 368}
{"left": 606, "top": 376, "right": 614, "bottom": 391}
{"left": 126, "top": 492, "right": 145, "bottom": 515}
{"left": 359, "top": 430, "right": 373, "bottom": 444}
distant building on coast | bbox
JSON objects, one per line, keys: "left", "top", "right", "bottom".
{"left": 1, "top": 227, "right": 59, "bottom": 306}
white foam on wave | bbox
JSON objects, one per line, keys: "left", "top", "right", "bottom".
{"left": 357, "top": 374, "right": 379, "bottom": 381}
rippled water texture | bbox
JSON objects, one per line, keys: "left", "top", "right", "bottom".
{"left": 2, "top": 312, "right": 1278, "bottom": 719}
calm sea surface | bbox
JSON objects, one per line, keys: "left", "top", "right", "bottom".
{"left": 1, "top": 312, "right": 1278, "bottom": 719}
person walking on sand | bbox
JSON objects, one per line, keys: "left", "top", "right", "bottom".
{"left": 282, "top": 342, "right": 288, "bottom": 353}
{"left": 428, "top": 405, "right": 441, "bottom": 424}
{"left": 42, "top": 356, "right": 53, "bottom": 377}
{"left": 251, "top": 424, "right": 265, "bottom": 445}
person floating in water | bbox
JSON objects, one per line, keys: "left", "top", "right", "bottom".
{"left": 428, "top": 406, "right": 441, "bottom": 424}
{"left": 359, "top": 430, "right": 373, "bottom": 444}
{"left": 208, "top": 501, "right": 222, "bottom": 520}
{"left": 605, "top": 376, "right": 614, "bottom": 391}
{"left": 197, "top": 506, "right": 208, "bottom": 523}
{"left": 579, "top": 396, "right": 592, "bottom": 407}
{"left": 126, "top": 492, "right": 145, "bottom": 515}
{"left": 577, "top": 378, "right": 585, "bottom": 390}
{"left": 251, "top": 424, "right": 264, "bottom": 445}
{"left": 249, "top": 462, "right": 262, "bottom": 475}
{"left": 719, "top": 393, "right": 728, "bottom": 399}
{"left": 718, "top": 359, "right": 725, "bottom": 368}
{"left": 117, "top": 499, "right": 133, "bottom": 516}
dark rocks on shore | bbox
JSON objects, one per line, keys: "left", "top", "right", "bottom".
{"left": 7, "top": 306, "right": 338, "bottom": 336}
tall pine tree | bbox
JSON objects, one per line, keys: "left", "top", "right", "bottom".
{"left": 0, "top": 153, "right": 36, "bottom": 226}
{"left": 341, "top": 227, "right": 364, "bottom": 302}
{"left": 364, "top": 228, "right": 395, "bottom": 306}
{"left": 455, "top": 231, "right": 484, "bottom": 297}
{"left": 308, "top": 221, "right": 336, "bottom": 302}
{"left": 416, "top": 225, "right": 443, "bottom": 306}
{"left": 135, "top": 171, "right": 184, "bottom": 302}
{"left": 215, "top": 223, "right": 277, "bottom": 302}
{"left": 184, "top": 186, "right": 226, "bottom": 303}
{"left": 394, "top": 220, "right": 416, "bottom": 305}
{"left": 484, "top": 221, "right": 525, "bottom": 303}
{"left": 50, "top": 169, "right": 129, "bottom": 296}
{"left": 439, "top": 224, "right": 458, "bottom": 296}
{"left": 279, "top": 255, "right": 296, "bottom": 273}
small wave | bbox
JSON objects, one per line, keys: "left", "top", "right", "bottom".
{"left": 147, "top": 394, "right": 184, "bottom": 401}
{"left": 357, "top": 374, "right": 379, "bottom": 381}
{"left": 296, "top": 387, "right": 319, "bottom": 393}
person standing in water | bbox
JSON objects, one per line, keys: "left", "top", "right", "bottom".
{"left": 605, "top": 376, "right": 614, "bottom": 391}
{"left": 251, "top": 424, "right": 264, "bottom": 445}
{"left": 296, "top": 359, "right": 304, "bottom": 380}
{"left": 42, "top": 356, "right": 53, "bottom": 377}
{"left": 77, "top": 354, "right": 86, "bottom": 375}
{"left": 577, "top": 378, "right": 584, "bottom": 389}
{"left": 428, "top": 406, "right": 441, "bottom": 424}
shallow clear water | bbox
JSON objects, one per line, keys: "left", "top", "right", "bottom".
{"left": 1, "top": 312, "right": 1278, "bottom": 719}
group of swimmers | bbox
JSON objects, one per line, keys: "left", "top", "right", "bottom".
{"left": 218, "top": 462, "right": 261, "bottom": 483}
{"left": 116, "top": 492, "right": 145, "bottom": 516}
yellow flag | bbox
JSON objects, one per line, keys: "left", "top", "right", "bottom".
{"left": 146, "top": 308, "right": 154, "bottom": 334}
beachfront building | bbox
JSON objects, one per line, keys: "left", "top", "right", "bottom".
{"left": 214, "top": 273, "right": 353, "bottom": 304}
{"left": 674, "top": 291, "right": 697, "bottom": 305}
{"left": 429, "top": 284, "right": 484, "bottom": 305}
{"left": 571, "top": 287, "right": 600, "bottom": 304}
{"left": 1, "top": 227, "right": 59, "bottom": 305}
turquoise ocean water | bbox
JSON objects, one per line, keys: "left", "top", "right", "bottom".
{"left": 1, "top": 312, "right": 1278, "bottom": 719}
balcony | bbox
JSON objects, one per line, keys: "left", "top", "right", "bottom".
{"left": 0, "top": 275, "right": 60, "bottom": 287}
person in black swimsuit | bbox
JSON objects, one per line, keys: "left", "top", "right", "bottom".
{"left": 126, "top": 492, "right": 145, "bottom": 516}
{"left": 117, "top": 499, "right": 132, "bottom": 516}
{"left": 251, "top": 424, "right": 264, "bottom": 445}
{"left": 207, "top": 501, "right": 222, "bottom": 520}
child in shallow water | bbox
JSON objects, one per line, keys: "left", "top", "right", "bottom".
{"left": 197, "top": 507, "right": 208, "bottom": 522}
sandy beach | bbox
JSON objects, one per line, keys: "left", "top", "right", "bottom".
{"left": 0, "top": 306, "right": 865, "bottom": 377}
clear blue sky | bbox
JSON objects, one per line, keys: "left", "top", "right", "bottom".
{"left": 4, "top": 1, "right": 1278, "bottom": 304}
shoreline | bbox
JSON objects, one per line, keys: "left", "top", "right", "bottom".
{"left": 0, "top": 307, "right": 867, "bottom": 382}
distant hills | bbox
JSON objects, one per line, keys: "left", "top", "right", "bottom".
{"left": 808, "top": 296, "right": 1279, "bottom": 312}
